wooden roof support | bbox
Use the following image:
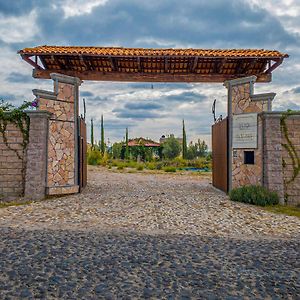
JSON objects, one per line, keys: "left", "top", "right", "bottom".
{"left": 21, "top": 54, "right": 42, "bottom": 70}
{"left": 265, "top": 58, "right": 283, "bottom": 74}
{"left": 33, "top": 68, "right": 272, "bottom": 83}
{"left": 164, "top": 57, "right": 169, "bottom": 73}
{"left": 191, "top": 56, "right": 199, "bottom": 72}
{"left": 137, "top": 57, "right": 142, "bottom": 72}
{"left": 109, "top": 56, "right": 117, "bottom": 71}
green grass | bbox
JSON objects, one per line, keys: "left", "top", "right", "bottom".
{"left": 163, "top": 166, "right": 177, "bottom": 172}
{"left": 0, "top": 200, "right": 32, "bottom": 209}
{"left": 264, "top": 204, "right": 300, "bottom": 218}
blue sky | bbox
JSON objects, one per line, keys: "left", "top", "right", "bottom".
{"left": 0, "top": 0, "right": 300, "bottom": 146}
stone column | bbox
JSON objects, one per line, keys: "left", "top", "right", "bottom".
{"left": 24, "top": 111, "right": 52, "bottom": 200}
{"left": 33, "top": 73, "right": 82, "bottom": 196}
{"left": 224, "top": 76, "right": 275, "bottom": 191}
{"left": 262, "top": 113, "right": 284, "bottom": 203}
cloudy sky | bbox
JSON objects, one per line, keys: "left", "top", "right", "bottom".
{"left": 1, "top": 0, "right": 300, "bottom": 147}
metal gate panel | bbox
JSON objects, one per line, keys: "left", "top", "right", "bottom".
{"left": 212, "top": 117, "right": 228, "bottom": 192}
{"left": 78, "top": 117, "right": 87, "bottom": 191}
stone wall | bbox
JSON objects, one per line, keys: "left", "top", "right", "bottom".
{"left": 261, "top": 112, "right": 300, "bottom": 206}
{"left": 225, "top": 76, "right": 276, "bottom": 190}
{"left": 0, "top": 111, "right": 51, "bottom": 201}
{"left": 280, "top": 113, "right": 300, "bottom": 206}
{"left": 262, "top": 113, "right": 284, "bottom": 202}
{"left": 33, "top": 73, "right": 81, "bottom": 196}
{"left": 0, "top": 121, "right": 27, "bottom": 199}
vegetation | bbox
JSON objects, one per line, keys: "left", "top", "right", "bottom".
{"left": 182, "top": 119, "right": 187, "bottom": 159}
{"left": 162, "top": 135, "right": 181, "bottom": 159}
{"left": 229, "top": 185, "right": 279, "bottom": 206}
{"left": 100, "top": 114, "right": 105, "bottom": 155}
{"left": 125, "top": 127, "right": 129, "bottom": 160}
{"left": 186, "top": 139, "right": 208, "bottom": 160}
{"left": 163, "top": 166, "right": 177, "bottom": 172}
{"left": 263, "top": 204, "right": 300, "bottom": 218}
{"left": 87, "top": 117, "right": 211, "bottom": 173}
{"left": 90, "top": 118, "right": 94, "bottom": 150}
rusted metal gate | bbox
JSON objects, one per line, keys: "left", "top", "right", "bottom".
{"left": 78, "top": 117, "right": 87, "bottom": 191}
{"left": 212, "top": 117, "right": 228, "bottom": 192}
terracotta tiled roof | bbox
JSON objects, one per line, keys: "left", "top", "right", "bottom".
{"left": 19, "top": 45, "right": 288, "bottom": 58}
{"left": 128, "top": 138, "right": 160, "bottom": 147}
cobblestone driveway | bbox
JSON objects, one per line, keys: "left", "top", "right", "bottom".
{"left": 0, "top": 167, "right": 299, "bottom": 299}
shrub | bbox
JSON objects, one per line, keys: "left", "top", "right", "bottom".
{"left": 136, "top": 164, "right": 144, "bottom": 171}
{"left": 117, "top": 165, "right": 124, "bottom": 170}
{"left": 156, "top": 162, "right": 163, "bottom": 170}
{"left": 87, "top": 149, "right": 102, "bottom": 165}
{"left": 146, "top": 162, "right": 156, "bottom": 170}
{"left": 163, "top": 166, "right": 177, "bottom": 172}
{"left": 229, "top": 185, "right": 279, "bottom": 206}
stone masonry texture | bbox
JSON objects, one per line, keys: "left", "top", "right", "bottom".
{"left": 24, "top": 112, "right": 51, "bottom": 200}
{"left": 263, "top": 114, "right": 284, "bottom": 203}
{"left": 281, "top": 114, "right": 300, "bottom": 206}
{"left": 35, "top": 73, "right": 81, "bottom": 195}
{"left": 0, "top": 123, "right": 26, "bottom": 200}
{"left": 229, "top": 77, "right": 265, "bottom": 189}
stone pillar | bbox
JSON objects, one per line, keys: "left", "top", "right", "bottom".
{"left": 224, "top": 76, "right": 276, "bottom": 191}
{"left": 33, "top": 73, "right": 82, "bottom": 196}
{"left": 262, "top": 113, "right": 284, "bottom": 203}
{"left": 24, "top": 111, "right": 52, "bottom": 200}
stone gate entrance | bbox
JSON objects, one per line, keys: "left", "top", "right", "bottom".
{"left": 2, "top": 45, "right": 297, "bottom": 205}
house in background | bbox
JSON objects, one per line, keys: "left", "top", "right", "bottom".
{"left": 160, "top": 134, "right": 183, "bottom": 145}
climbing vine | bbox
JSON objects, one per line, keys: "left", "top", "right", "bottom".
{"left": 280, "top": 109, "right": 300, "bottom": 202}
{"left": 0, "top": 100, "right": 37, "bottom": 196}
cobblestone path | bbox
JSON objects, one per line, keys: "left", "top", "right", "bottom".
{"left": 0, "top": 167, "right": 299, "bottom": 299}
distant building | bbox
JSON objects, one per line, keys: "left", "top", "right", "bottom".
{"left": 127, "top": 137, "right": 160, "bottom": 147}
{"left": 160, "top": 134, "right": 183, "bottom": 144}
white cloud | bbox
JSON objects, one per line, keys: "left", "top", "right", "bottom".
{"left": 60, "top": 0, "right": 108, "bottom": 18}
{"left": 0, "top": 10, "right": 39, "bottom": 43}
{"left": 249, "top": 0, "right": 300, "bottom": 34}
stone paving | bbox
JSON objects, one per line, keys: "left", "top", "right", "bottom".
{"left": 0, "top": 167, "right": 299, "bottom": 299}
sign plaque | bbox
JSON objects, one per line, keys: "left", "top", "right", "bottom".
{"left": 232, "top": 113, "right": 258, "bottom": 148}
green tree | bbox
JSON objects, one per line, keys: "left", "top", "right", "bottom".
{"left": 182, "top": 119, "right": 187, "bottom": 159}
{"left": 196, "top": 139, "right": 208, "bottom": 157}
{"left": 91, "top": 118, "right": 94, "bottom": 150}
{"left": 186, "top": 141, "right": 197, "bottom": 160}
{"left": 100, "top": 114, "right": 105, "bottom": 154}
{"left": 125, "top": 127, "right": 129, "bottom": 159}
{"left": 162, "top": 136, "right": 181, "bottom": 159}
{"left": 112, "top": 142, "right": 123, "bottom": 159}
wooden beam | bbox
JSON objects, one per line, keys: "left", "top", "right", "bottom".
{"left": 109, "top": 56, "right": 117, "bottom": 71}
{"left": 212, "top": 59, "right": 226, "bottom": 74}
{"left": 79, "top": 55, "right": 88, "bottom": 70}
{"left": 21, "top": 55, "right": 42, "bottom": 69}
{"left": 235, "top": 60, "right": 244, "bottom": 75}
{"left": 33, "top": 69, "right": 272, "bottom": 83}
{"left": 164, "top": 57, "right": 169, "bottom": 73}
{"left": 191, "top": 56, "right": 199, "bottom": 72}
{"left": 245, "top": 59, "right": 257, "bottom": 74}
{"left": 137, "top": 57, "right": 142, "bottom": 72}
{"left": 265, "top": 58, "right": 283, "bottom": 73}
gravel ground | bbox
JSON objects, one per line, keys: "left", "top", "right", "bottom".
{"left": 0, "top": 167, "right": 299, "bottom": 299}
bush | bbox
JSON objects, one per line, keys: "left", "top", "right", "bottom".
{"left": 156, "top": 162, "right": 163, "bottom": 170}
{"left": 163, "top": 166, "right": 177, "bottom": 172}
{"left": 229, "top": 185, "right": 279, "bottom": 206}
{"left": 87, "top": 149, "right": 102, "bottom": 165}
{"left": 136, "top": 164, "right": 144, "bottom": 171}
{"left": 146, "top": 162, "right": 156, "bottom": 170}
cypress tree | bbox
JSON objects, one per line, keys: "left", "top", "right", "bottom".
{"left": 125, "top": 127, "right": 129, "bottom": 160}
{"left": 101, "top": 114, "right": 105, "bottom": 154}
{"left": 182, "top": 119, "right": 187, "bottom": 159}
{"left": 91, "top": 118, "right": 94, "bottom": 150}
